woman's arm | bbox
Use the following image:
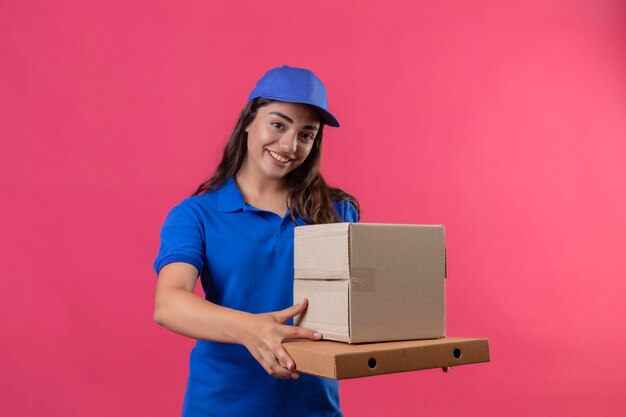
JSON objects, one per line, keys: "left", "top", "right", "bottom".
{"left": 153, "top": 262, "right": 321, "bottom": 379}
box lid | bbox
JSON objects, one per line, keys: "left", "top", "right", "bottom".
{"left": 283, "top": 337, "right": 490, "bottom": 380}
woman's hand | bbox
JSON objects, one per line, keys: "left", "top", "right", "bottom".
{"left": 240, "top": 298, "right": 322, "bottom": 380}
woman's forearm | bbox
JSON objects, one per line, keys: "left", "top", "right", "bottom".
{"left": 154, "top": 289, "right": 252, "bottom": 344}
{"left": 154, "top": 287, "right": 321, "bottom": 379}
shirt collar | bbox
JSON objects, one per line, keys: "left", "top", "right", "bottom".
{"left": 217, "top": 176, "right": 246, "bottom": 212}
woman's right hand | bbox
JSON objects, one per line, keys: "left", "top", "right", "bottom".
{"left": 239, "top": 297, "right": 322, "bottom": 380}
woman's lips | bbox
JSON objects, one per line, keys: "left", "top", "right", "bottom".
{"left": 267, "top": 149, "right": 293, "bottom": 164}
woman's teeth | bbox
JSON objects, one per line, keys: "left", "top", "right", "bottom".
{"left": 268, "top": 150, "right": 291, "bottom": 163}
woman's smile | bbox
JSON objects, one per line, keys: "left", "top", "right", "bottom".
{"left": 267, "top": 149, "right": 293, "bottom": 164}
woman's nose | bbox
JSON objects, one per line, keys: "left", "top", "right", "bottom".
{"left": 278, "top": 132, "right": 298, "bottom": 153}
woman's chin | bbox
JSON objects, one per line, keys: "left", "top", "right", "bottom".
{"left": 260, "top": 165, "right": 289, "bottom": 181}
{"left": 262, "top": 158, "right": 295, "bottom": 179}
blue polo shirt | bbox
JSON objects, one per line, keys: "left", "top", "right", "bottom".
{"left": 153, "top": 175, "right": 359, "bottom": 417}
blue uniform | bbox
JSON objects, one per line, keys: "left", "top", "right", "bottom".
{"left": 153, "top": 176, "right": 359, "bottom": 417}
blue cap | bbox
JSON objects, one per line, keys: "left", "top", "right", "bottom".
{"left": 247, "top": 65, "right": 340, "bottom": 127}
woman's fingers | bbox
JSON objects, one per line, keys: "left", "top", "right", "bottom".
{"left": 273, "top": 300, "right": 323, "bottom": 340}
{"left": 274, "top": 348, "right": 292, "bottom": 370}
{"left": 274, "top": 346, "right": 296, "bottom": 371}
{"left": 282, "top": 324, "right": 322, "bottom": 341}
{"left": 261, "top": 348, "right": 300, "bottom": 380}
{"left": 273, "top": 298, "right": 308, "bottom": 324}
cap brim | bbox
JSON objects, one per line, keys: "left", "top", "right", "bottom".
{"left": 312, "top": 106, "right": 340, "bottom": 128}
{"left": 248, "top": 95, "right": 340, "bottom": 127}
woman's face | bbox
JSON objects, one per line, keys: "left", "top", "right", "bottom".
{"left": 243, "top": 101, "right": 320, "bottom": 182}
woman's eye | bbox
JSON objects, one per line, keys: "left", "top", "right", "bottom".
{"left": 300, "top": 133, "right": 314, "bottom": 140}
{"left": 271, "top": 122, "right": 283, "bottom": 129}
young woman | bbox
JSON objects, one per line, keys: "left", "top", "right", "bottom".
{"left": 153, "top": 65, "right": 360, "bottom": 417}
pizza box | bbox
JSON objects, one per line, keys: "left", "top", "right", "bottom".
{"left": 283, "top": 336, "right": 490, "bottom": 380}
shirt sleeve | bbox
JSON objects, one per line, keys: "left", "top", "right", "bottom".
{"left": 153, "top": 199, "right": 206, "bottom": 277}
{"left": 336, "top": 199, "right": 360, "bottom": 223}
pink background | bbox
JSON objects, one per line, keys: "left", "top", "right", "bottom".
{"left": 2, "top": 1, "right": 625, "bottom": 416}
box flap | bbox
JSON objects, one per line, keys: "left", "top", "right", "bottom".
{"left": 294, "top": 223, "right": 351, "bottom": 280}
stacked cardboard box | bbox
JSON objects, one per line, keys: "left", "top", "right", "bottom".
{"left": 293, "top": 223, "right": 446, "bottom": 343}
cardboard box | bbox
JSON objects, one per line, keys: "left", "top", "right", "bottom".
{"left": 283, "top": 337, "right": 490, "bottom": 380}
{"left": 294, "top": 223, "right": 446, "bottom": 343}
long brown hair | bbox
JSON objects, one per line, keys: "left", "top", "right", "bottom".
{"left": 192, "top": 98, "right": 361, "bottom": 225}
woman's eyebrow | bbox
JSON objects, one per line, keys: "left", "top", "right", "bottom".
{"left": 269, "top": 111, "right": 319, "bottom": 131}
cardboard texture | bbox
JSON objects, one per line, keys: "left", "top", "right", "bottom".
{"left": 283, "top": 337, "right": 490, "bottom": 380}
{"left": 294, "top": 223, "right": 446, "bottom": 343}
